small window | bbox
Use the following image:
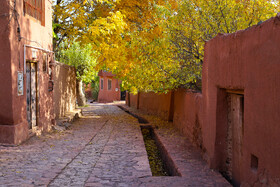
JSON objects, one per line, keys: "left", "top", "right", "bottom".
{"left": 251, "top": 154, "right": 258, "bottom": 172}
{"left": 43, "top": 53, "right": 48, "bottom": 72}
{"left": 108, "top": 79, "right": 112, "bottom": 90}
{"left": 101, "top": 79, "right": 104, "bottom": 90}
{"left": 23, "top": 0, "right": 45, "bottom": 26}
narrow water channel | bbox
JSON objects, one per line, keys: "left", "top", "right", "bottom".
{"left": 117, "top": 105, "right": 180, "bottom": 176}
{"left": 141, "top": 126, "right": 170, "bottom": 176}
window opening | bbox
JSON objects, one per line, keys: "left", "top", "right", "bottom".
{"left": 43, "top": 53, "right": 47, "bottom": 72}
{"left": 23, "top": 0, "right": 45, "bottom": 26}
{"left": 101, "top": 79, "right": 104, "bottom": 90}
{"left": 108, "top": 79, "right": 112, "bottom": 90}
{"left": 251, "top": 154, "right": 258, "bottom": 172}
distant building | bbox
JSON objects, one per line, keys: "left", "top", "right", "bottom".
{"left": 0, "top": 0, "right": 54, "bottom": 144}
{"left": 98, "top": 71, "right": 122, "bottom": 103}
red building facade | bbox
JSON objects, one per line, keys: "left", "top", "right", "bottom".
{"left": 0, "top": 0, "right": 54, "bottom": 145}
{"left": 98, "top": 71, "right": 121, "bottom": 103}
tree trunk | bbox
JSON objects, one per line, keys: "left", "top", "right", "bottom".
{"left": 76, "top": 79, "right": 86, "bottom": 106}
{"left": 127, "top": 92, "right": 130, "bottom": 107}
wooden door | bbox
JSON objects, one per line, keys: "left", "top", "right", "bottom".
{"left": 26, "top": 63, "right": 38, "bottom": 129}
{"left": 226, "top": 94, "right": 244, "bottom": 186}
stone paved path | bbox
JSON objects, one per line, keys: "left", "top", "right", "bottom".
{"left": 0, "top": 103, "right": 230, "bottom": 186}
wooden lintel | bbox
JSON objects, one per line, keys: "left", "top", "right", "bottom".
{"left": 226, "top": 89, "right": 244, "bottom": 95}
{"left": 26, "top": 59, "right": 38, "bottom": 63}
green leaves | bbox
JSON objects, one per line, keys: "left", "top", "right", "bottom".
{"left": 57, "top": 42, "right": 98, "bottom": 83}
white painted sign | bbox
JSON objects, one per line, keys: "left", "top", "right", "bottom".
{"left": 32, "top": 49, "right": 37, "bottom": 59}
{"left": 18, "top": 71, "right": 24, "bottom": 96}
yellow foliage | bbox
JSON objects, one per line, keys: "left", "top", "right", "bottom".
{"left": 54, "top": 0, "right": 280, "bottom": 92}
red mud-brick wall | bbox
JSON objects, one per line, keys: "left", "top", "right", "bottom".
{"left": 138, "top": 92, "right": 172, "bottom": 121}
{"left": 0, "top": 2, "right": 12, "bottom": 126}
{"left": 173, "top": 89, "right": 203, "bottom": 149}
{"left": 203, "top": 15, "right": 280, "bottom": 186}
{"left": 0, "top": 0, "right": 53, "bottom": 144}
{"left": 129, "top": 93, "right": 138, "bottom": 108}
{"left": 126, "top": 90, "right": 204, "bottom": 149}
{"left": 53, "top": 62, "right": 76, "bottom": 119}
{"left": 37, "top": 52, "right": 55, "bottom": 132}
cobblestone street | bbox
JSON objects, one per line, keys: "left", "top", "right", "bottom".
{"left": 0, "top": 103, "right": 230, "bottom": 186}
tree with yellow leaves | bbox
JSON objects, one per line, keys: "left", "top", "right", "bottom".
{"left": 53, "top": 0, "right": 279, "bottom": 93}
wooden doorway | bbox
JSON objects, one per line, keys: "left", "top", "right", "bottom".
{"left": 224, "top": 91, "right": 244, "bottom": 186}
{"left": 26, "top": 62, "right": 38, "bottom": 129}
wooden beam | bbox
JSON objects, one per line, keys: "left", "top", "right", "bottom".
{"left": 226, "top": 89, "right": 244, "bottom": 95}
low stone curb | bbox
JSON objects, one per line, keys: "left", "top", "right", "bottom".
{"left": 54, "top": 109, "right": 82, "bottom": 131}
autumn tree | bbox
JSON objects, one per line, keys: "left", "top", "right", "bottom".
{"left": 116, "top": 0, "right": 279, "bottom": 92}
{"left": 53, "top": 0, "right": 279, "bottom": 93}
{"left": 118, "top": 0, "right": 279, "bottom": 92}
{"left": 53, "top": 0, "right": 112, "bottom": 51}
{"left": 162, "top": 0, "right": 279, "bottom": 90}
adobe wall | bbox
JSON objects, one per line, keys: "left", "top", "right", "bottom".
{"left": 53, "top": 62, "right": 76, "bottom": 119}
{"left": 138, "top": 92, "right": 172, "bottom": 121}
{"left": 0, "top": 0, "right": 54, "bottom": 144}
{"left": 0, "top": 1, "right": 13, "bottom": 126}
{"left": 129, "top": 93, "right": 138, "bottom": 108}
{"left": 173, "top": 89, "right": 203, "bottom": 149}
{"left": 125, "top": 90, "right": 204, "bottom": 151}
{"left": 36, "top": 50, "right": 55, "bottom": 132}
{"left": 98, "top": 76, "right": 121, "bottom": 103}
{"left": 127, "top": 90, "right": 203, "bottom": 148}
{"left": 203, "top": 15, "right": 280, "bottom": 185}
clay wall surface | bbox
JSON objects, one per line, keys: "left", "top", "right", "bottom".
{"left": 0, "top": 1, "right": 13, "bottom": 126}
{"left": 126, "top": 90, "right": 203, "bottom": 148}
{"left": 129, "top": 93, "right": 138, "bottom": 108}
{"left": 36, "top": 51, "right": 55, "bottom": 132}
{"left": 173, "top": 89, "right": 203, "bottom": 149}
{"left": 138, "top": 92, "right": 172, "bottom": 121}
{"left": 203, "top": 15, "right": 280, "bottom": 185}
{"left": 0, "top": 0, "right": 53, "bottom": 144}
{"left": 53, "top": 62, "right": 76, "bottom": 119}
{"left": 98, "top": 76, "right": 121, "bottom": 103}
